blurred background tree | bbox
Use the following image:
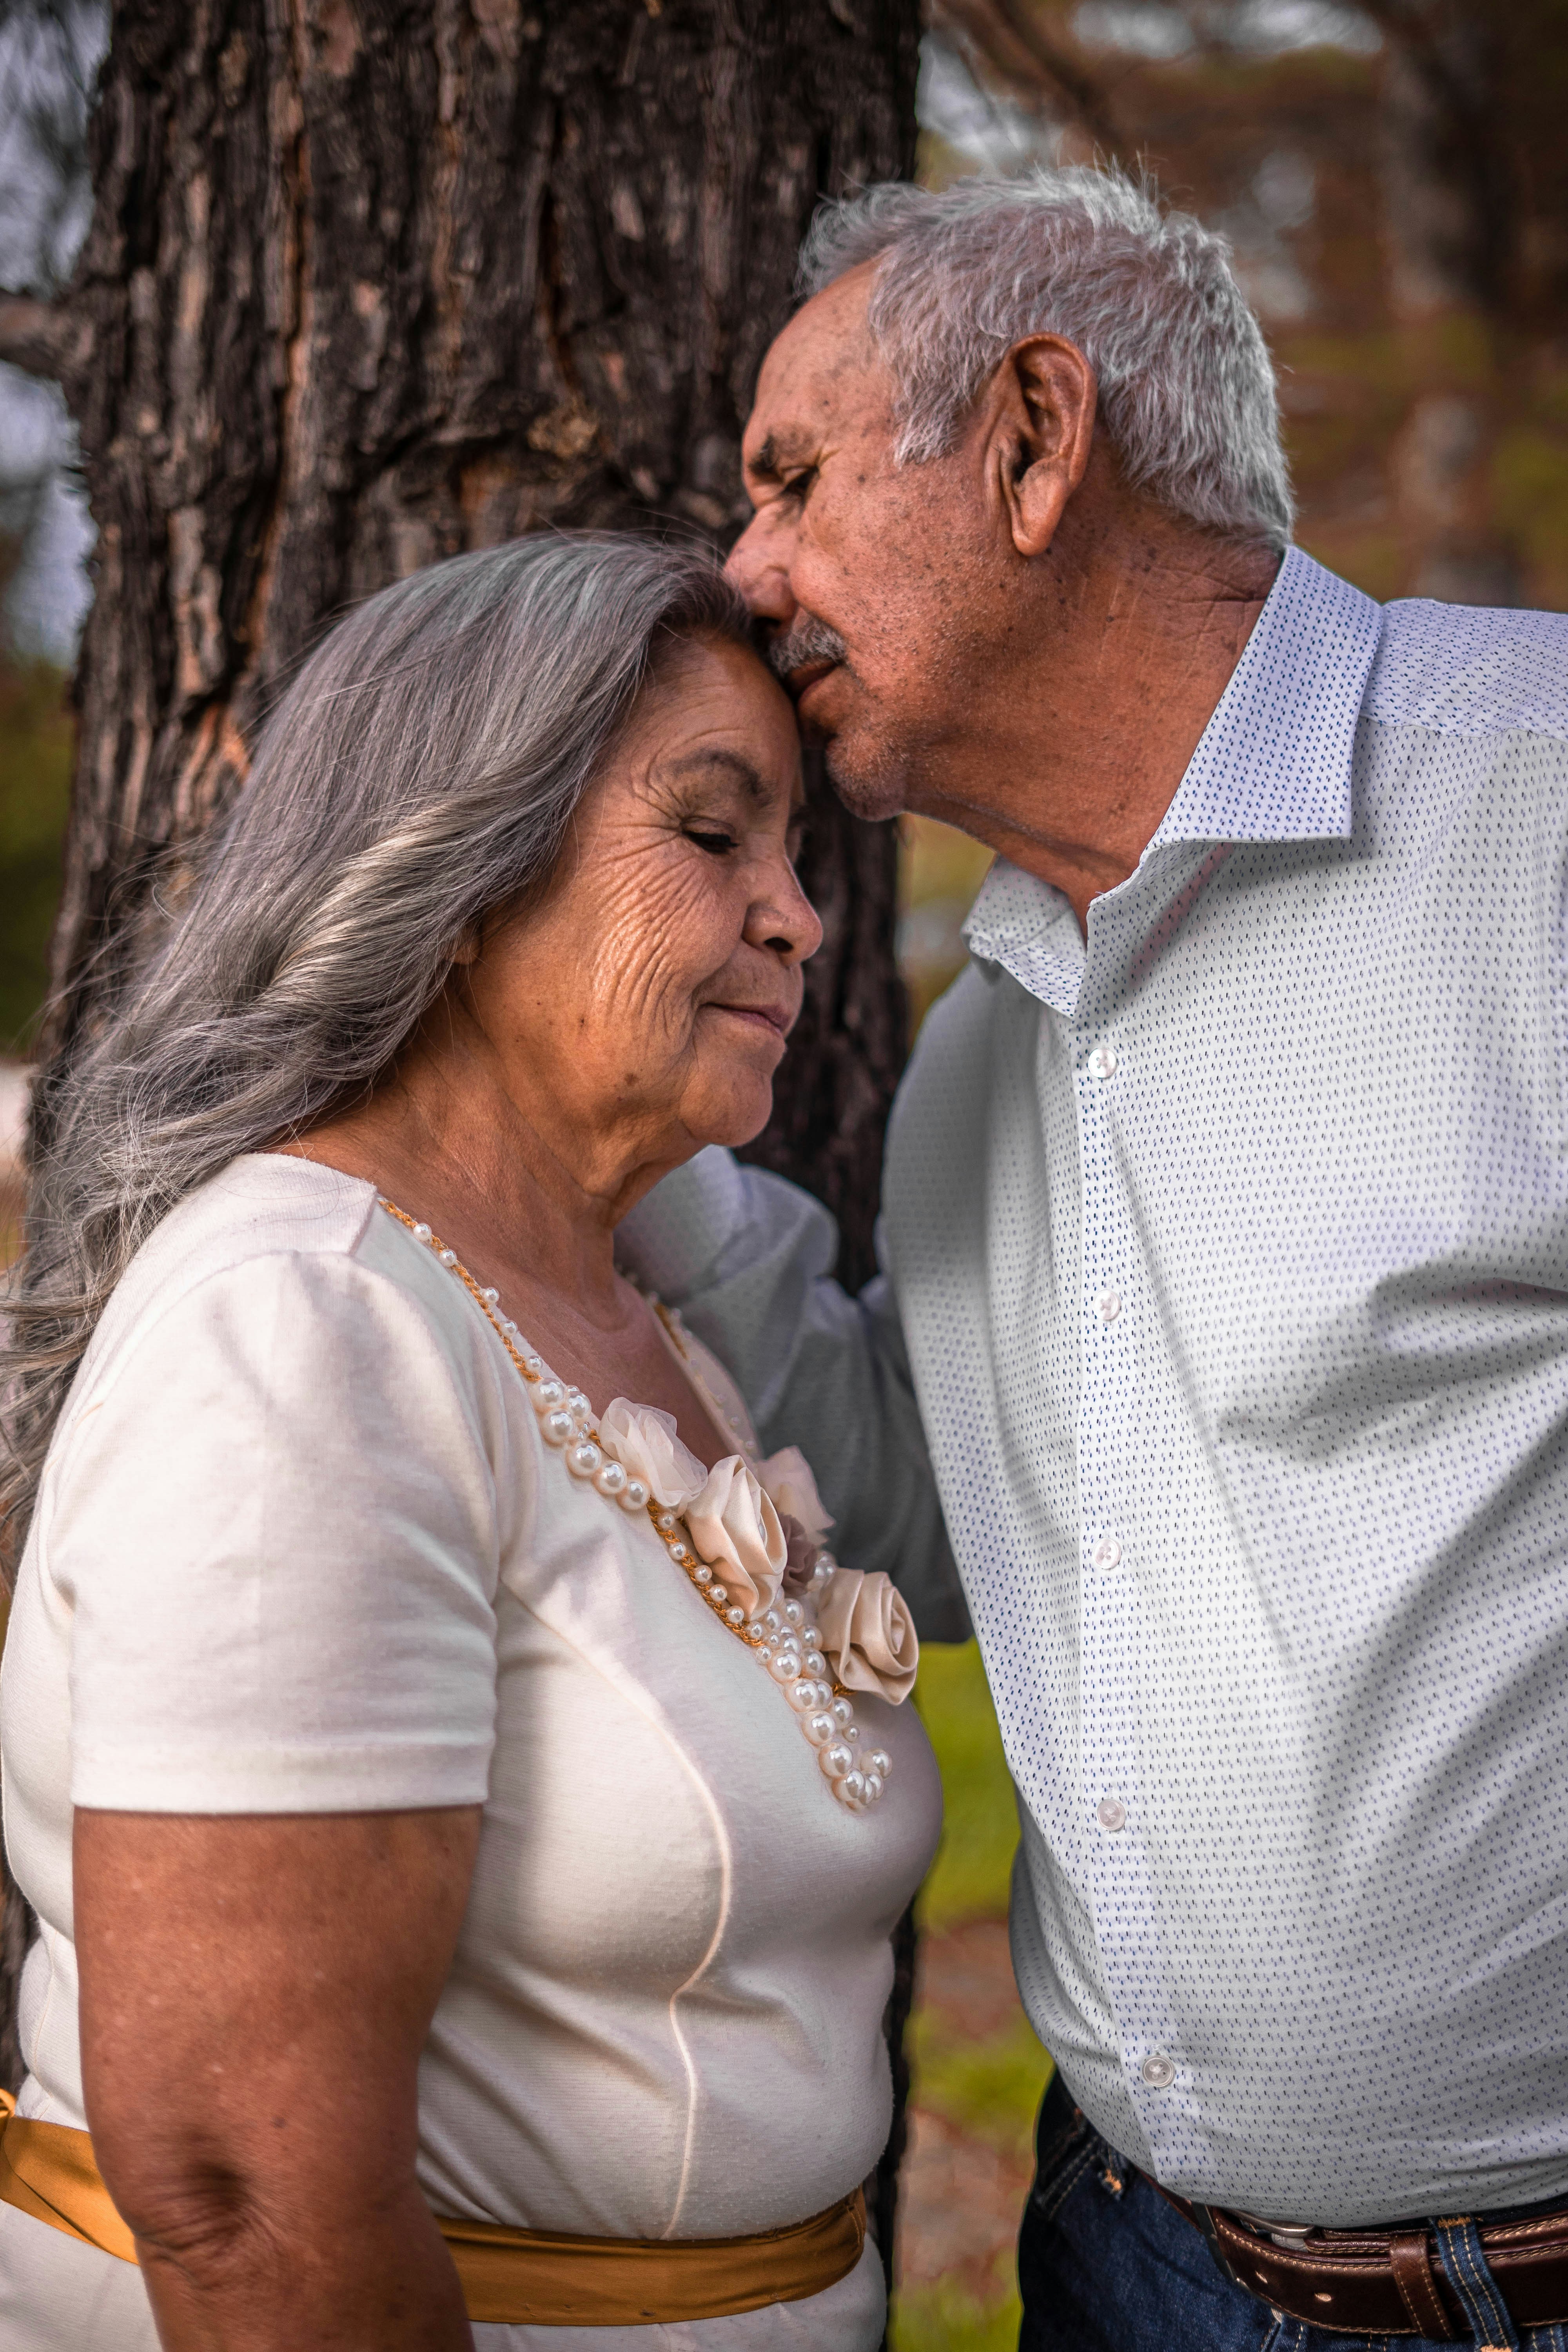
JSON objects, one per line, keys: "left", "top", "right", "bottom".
{"left": 894, "top": 0, "right": 1568, "bottom": 1033}
{"left": 924, "top": 0, "right": 1568, "bottom": 606}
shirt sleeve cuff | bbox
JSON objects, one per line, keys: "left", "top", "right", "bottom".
{"left": 71, "top": 1736, "right": 494, "bottom": 1814}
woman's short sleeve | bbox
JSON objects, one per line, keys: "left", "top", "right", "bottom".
{"left": 54, "top": 1249, "right": 501, "bottom": 1814}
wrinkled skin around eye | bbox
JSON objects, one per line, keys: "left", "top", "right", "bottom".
{"left": 461, "top": 633, "right": 822, "bottom": 1203}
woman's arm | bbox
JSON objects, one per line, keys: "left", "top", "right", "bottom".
{"left": 75, "top": 1805, "right": 483, "bottom": 2352}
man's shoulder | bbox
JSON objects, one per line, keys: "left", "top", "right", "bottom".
{"left": 1364, "top": 595, "right": 1568, "bottom": 740}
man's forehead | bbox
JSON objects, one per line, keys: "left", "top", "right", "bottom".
{"left": 742, "top": 269, "right": 884, "bottom": 470}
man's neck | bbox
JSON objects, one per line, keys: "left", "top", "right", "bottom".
{"left": 915, "top": 515, "right": 1281, "bottom": 933}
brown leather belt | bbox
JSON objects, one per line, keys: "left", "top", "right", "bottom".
{"left": 1149, "top": 2174, "right": 1568, "bottom": 2339}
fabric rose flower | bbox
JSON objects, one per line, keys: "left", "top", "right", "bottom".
{"left": 776, "top": 1515, "right": 821, "bottom": 1598}
{"left": 759, "top": 1447, "right": 833, "bottom": 1596}
{"left": 598, "top": 1401, "right": 706, "bottom": 1507}
{"left": 814, "top": 1567, "right": 919, "bottom": 1704}
{"left": 758, "top": 1446, "right": 833, "bottom": 1541}
{"left": 684, "top": 1456, "right": 788, "bottom": 1619}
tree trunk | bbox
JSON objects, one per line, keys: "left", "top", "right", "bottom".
{"left": 9, "top": 0, "right": 920, "bottom": 2304}
{"left": 1376, "top": 6, "right": 1520, "bottom": 603}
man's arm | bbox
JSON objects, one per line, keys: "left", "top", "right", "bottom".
{"left": 618, "top": 1148, "right": 969, "bottom": 1640}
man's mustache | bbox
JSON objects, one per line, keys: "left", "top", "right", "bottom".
{"left": 766, "top": 613, "right": 849, "bottom": 682}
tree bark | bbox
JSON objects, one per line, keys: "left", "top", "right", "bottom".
{"left": 1373, "top": 3, "right": 1521, "bottom": 603}
{"left": 39, "top": 0, "right": 916, "bottom": 1091}
{"left": 10, "top": 0, "right": 921, "bottom": 2303}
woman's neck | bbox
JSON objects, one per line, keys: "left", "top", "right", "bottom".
{"left": 281, "top": 1065, "right": 737, "bottom": 1462}
{"left": 281, "top": 1057, "right": 635, "bottom": 1328}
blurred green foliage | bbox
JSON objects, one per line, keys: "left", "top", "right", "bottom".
{"left": 892, "top": 1644, "right": 1053, "bottom": 2352}
{"left": 893, "top": 2275, "right": 1022, "bottom": 2352}
{"left": 915, "top": 1639, "right": 1022, "bottom": 1930}
{"left": 0, "top": 654, "right": 70, "bottom": 1053}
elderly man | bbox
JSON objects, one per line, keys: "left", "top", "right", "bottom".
{"left": 619, "top": 166, "right": 1568, "bottom": 2352}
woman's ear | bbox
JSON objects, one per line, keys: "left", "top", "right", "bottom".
{"left": 990, "top": 333, "right": 1099, "bottom": 560}
{"left": 449, "top": 918, "right": 483, "bottom": 969}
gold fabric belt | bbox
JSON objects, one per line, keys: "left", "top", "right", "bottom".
{"left": 0, "top": 2091, "right": 867, "bottom": 2324}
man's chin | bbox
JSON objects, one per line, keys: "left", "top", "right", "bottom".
{"left": 821, "top": 733, "right": 911, "bottom": 826}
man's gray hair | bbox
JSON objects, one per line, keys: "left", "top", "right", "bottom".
{"left": 2, "top": 532, "right": 748, "bottom": 1561}
{"left": 798, "top": 164, "right": 1294, "bottom": 549}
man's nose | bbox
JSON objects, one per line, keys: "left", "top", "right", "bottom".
{"left": 723, "top": 514, "right": 797, "bottom": 624}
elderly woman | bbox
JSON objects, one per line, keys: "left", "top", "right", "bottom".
{"left": 0, "top": 534, "right": 941, "bottom": 2351}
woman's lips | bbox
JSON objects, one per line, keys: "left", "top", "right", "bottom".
{"left": 707, "top": 1002, "right": 792, "bottom": 1040}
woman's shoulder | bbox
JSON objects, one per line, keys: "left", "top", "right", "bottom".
{"left": 29, "top": 1154, "right": 528, "bottom": 1591}
{"left": 84, "top": 1154, "right": 363, "bottom": 1357}
{"left": 67, "top": 1154, "right": 505, "bottom": 1434}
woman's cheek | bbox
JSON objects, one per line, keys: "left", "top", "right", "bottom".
{"left": 579, "top": 865, "right": 718, "bottom": 1043}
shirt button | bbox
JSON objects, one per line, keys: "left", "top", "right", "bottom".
{"left": 1095, "top": 1289, "right": 1122, "bottom": 1323}
{"left": 1086, "top": 1045, "right": 1118, "bottom": 1080}
{"left": 1090, "top": 1536, "right": 1122, "bottom": 1570}
{"left": 1141, "top": 2053, "right": 1175, "bottom": 2089}
{"left": 1096, "top": 1796, "right": 1127, "bottom": 1833}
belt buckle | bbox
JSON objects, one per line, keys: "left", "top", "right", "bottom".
{"left": 1234, "top": 2208, "right": 1316, "bottom": 2252}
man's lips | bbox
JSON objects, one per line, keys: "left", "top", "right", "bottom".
{"left": 782, "top": 657, "right": 840, "bottom": 699}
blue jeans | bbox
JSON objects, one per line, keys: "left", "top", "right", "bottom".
{"left": 1018, "top": 2071, "right": 1568, "bottom": 2352}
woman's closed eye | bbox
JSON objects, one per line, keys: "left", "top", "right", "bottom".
{"left": 685, "top": 826, "right": 739, "bottom": 857}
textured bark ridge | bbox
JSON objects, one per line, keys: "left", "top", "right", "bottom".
{"left": 42, "top": 0, "right": 916, "bottom": 1280}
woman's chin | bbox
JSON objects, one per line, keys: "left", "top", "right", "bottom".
{"left": 681, "top": 1076, "right": 779, "bottom": 1154}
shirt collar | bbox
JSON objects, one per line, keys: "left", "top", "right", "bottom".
{"left": 1149, "top": 544, "right": 1381, "bottom": 846}
{"left": 961, "top": 549, "right": 1383, "bottom": 1005}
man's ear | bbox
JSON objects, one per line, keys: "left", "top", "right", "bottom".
{"left": 991, "top": 334, "right": 1098, "bottom": 559}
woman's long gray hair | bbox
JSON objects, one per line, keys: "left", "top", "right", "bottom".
{"left": 2, "top": 531, "right": 750, "bottom": 1568}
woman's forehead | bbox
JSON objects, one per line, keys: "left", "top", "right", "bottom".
{"left": 638, "top": 650, "right": 803, "bottom": 804}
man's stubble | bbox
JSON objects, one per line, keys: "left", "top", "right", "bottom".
{"left": 766, "top": 609, "right": 943, "bottom": 828}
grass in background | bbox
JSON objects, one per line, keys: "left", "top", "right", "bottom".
{"left": 892, "top": 1642, "right": 1053, "bottom": 2352}
{"left": 895, "top": 2277, "right": 1024, "bottom": 2352}
{"left": 890, "top": 829, "right": 1044, "bottom": 2352}
{"left": 915, "top": 1640, "right": 1022, "bottom": 1930}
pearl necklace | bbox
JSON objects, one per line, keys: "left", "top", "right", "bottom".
{"left": 378, "top": 1198, "right": 892, "bottom": 1814}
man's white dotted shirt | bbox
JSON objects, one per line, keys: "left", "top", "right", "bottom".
{"left": 617, "top": 547, "right": 1568, "bottom": 2227}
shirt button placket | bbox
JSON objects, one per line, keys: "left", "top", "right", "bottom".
{"left": 1075, "top": 1024, "right": 1176, "bottom": 2156}
{"left": 1076, "top": 1025, "right": 1129, "bottom": 1909}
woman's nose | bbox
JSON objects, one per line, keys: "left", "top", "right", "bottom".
{"left": 748, "top": 867, "right": 824, "bottom": 966}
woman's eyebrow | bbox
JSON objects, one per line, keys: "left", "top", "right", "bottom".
{"left": 669, "top": 748, "right": 770, "bottom": 802}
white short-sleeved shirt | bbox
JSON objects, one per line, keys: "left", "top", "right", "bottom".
{"left": 0, "top": 1154, "right": 941, "bottom": 2350}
